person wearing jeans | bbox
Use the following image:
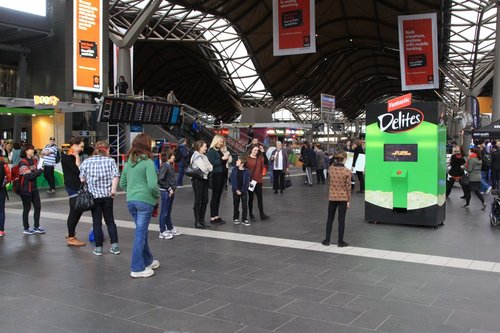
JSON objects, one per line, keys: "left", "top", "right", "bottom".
{"left": 176, "top": 138, "right": 188, "bottom": 187}
{"left": 158, "top": 149, "right": 181, "bottom": 240}
{"left": 18, "top": 145, "right": 44, "bottom": 235}
{"left": 120, "top": 134, "right": 160, "bottom": 278}
{"left": 79, "top": 141, "right": 120, "bottom": 256}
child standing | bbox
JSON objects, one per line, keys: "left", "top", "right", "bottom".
{"left": 230, "top": 156, "right": 251, "bottom": 226}
{"left": 158, "top": 149, "right": 182, "bottom": 239}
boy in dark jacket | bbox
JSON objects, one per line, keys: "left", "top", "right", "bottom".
{"left": 158, "top": 150, "right": 182, "bottom": 239}
{"left": 230, "top": 156, "right": 251, "bottom": 226}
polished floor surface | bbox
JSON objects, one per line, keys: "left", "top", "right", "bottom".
{"left": 1, "top": 170, "right": 500, "bottom": 333}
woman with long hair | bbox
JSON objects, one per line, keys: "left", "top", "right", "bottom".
{"left": 464, "top": 147, "right": 486, "bottom": 210}
{"left": 18, "top": 144, "right": 44, "bottom": 235}
{"left": 446, "top": 145, "right": 466, "bottom": 198}
{"left": 322, "top": 151, "right": 351, "bottom": 247}
{"left": 61, "top": 137, "right": 86, "bottom": 246}
{"left": 191, "top": 140, "right": 213, "bottom": 228}
{"left": 207, "top": 134, "right": 230, "bottom": 225}
{"left": 246, "top": 144, "right": 270, "bottom": 221}
{"left": 79, "top": 141, "right": 120, "bottom": 256}
{"left": 120, "top": 133, "right": 160, "bottom": 278}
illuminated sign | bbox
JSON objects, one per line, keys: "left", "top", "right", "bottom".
{"left": 73, "top": 0, "right": 103, "bottom": 92}
{"left": 33, "top": 95, "right": 60, "bottom": 106}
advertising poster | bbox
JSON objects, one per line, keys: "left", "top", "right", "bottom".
{"left": 398, "top": 13, "right": 439, "bottom": 91}
{"left": 273, "top": 0, "right": 316, "bottom": 56}
{"left": 73, "top": 0, "right": 102, "bottom": 92}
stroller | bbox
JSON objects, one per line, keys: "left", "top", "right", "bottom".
{"left": 489, "top": 190, "right": 500, "bottom": 226}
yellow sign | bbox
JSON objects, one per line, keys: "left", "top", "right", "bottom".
{"left": 34, "top": 95, "right": 60, "bottom": 106}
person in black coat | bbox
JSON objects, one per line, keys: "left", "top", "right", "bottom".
{"left": 491, "top": 145, "right": 500, "bottom": 189}
{"left": 301, "top": 142, "right": 317, "bottom": 186}
{"left": 351, "top": 141, "right": 365, "bottom": 193}
{"left": 446, "top": 146, "right": 466, "bottom": 198}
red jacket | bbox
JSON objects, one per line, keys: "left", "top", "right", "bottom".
{"left": 247, "top": 155, "right": 265, "bottom": 183}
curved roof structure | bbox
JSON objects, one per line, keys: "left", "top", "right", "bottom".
{"left": 109, "top": 0, "right": 496, "bottom": 123}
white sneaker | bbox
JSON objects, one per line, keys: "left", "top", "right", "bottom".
{"left": 146, "top": 260, "right": 160, "bottom": 270}
{"left": 171, "top": 227, "right": 182, "bottom": 236}
{"left": 159, "top": 231, "right": 167, "bottom": 239}
{"left": 487, "top": 186, "right": 492, "bottom": 194}
{"left": 130, "top": 268, "right": 155, "bottom": 278}
{"left": 163, "top": 230, "right": 173, "bottom": 240}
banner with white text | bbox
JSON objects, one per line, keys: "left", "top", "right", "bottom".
{"left": 273, "top": 0, "right": 316, "bottom": 56}
{"left": 73, "top": 0, "right": 103, "bottom": 92}
{"left": 398, "top": 13, "right": 439, "bottom": 91}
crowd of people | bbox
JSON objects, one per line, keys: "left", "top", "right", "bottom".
{"left": 0, "top": 133, "right": 366, "bottom": 278}
{"left": 446, "top": 140, "right": 500, "bottom": 210}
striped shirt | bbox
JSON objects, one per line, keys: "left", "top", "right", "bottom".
{"left": 79, "top": 156, "right": 120, "bottom": 198}
{"left": 43, "top": 144, "right": 58, "bottom": 166}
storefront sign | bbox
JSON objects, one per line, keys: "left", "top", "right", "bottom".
{"left": 398, "top": 13, "right": 439, "bottom": 90}
{"left": 73, "top": 0, "right": 103, "bottom": 93}
{"left": 388, "top": 93, "right": 412, "bottom": 112}
{"left": 273, "top": 0, "right": 316, "bottom": 56}
{"left": 377, "top": 108, "right": 424, "bottom": 133}
{"left": 33, "top": 95, "right": 60, "bottom": 106}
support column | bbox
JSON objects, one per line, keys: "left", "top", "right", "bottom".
{"left": 14, "top": 53, "right": 28, "bottom": 142}
{"left": 492, "top": 3, "right": 500, "bottom": 122}
{"left": 117, "top": 47, "right": 132, "bottom": 94}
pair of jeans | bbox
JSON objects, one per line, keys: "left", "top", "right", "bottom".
{"left": 325, "top": 201, "right": 347, "bottom": 243}
{"left": 176, "top": 164, "right": 185, "bottom": 186}
{"left": 192, "top": 178, "right": 209, "bottom": 222}
{"left": 210, "top": 173, "right": 224, "bottom": 218}
{"left": 159, "top": 191, "right": 174, "bottom": 232}
{"left": 248, "top": 183, "right": 265, "bottom": 218}
{"left": 273, "top": 169, "right": 285, "bottom": 191}
{"left": 43, "top": 165, "right": 56, "bottom": 190}
{"left": 305, "top": 166, "right": 313, "bottom": 185}
{"left": 233, "top": 192, "right": 248, "bottom": 220}
{"left": 0, "top": 189, "right": 6, "bottom": 231}
{"left": 127, "top": 201, "right": 154, "bottom": 273}
{"left": 480, "top": 170, "right": 490, "bottom": 192}
{"left": 90, "top": 197, "right": 118, "bottom": 247}
{"left": 67, "top": 196, "right": 84, "bottom": 237}
{"left": 21, "top": 191, "right": 41, "bottom": 230}
{"left": 464, "top": 182, "right": 484, "bottom": 205}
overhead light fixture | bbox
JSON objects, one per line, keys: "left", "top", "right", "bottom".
{"left": 7, "top": 113, "right": 12, "bottom": 116}
{"left": 32, "top": 114, "right": 36, "bottom": 117}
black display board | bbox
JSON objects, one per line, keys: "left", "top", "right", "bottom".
{"left": 99, "top": 97, "right": 182, "bottom": 125}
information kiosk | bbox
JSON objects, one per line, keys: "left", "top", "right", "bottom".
{"left": 365, "top": 101, "right": 446, "bottom": 226}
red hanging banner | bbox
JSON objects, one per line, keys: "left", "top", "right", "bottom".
{"left": 398, "top": 13, "right": 439, "bottom": 91}
{"left": 273, "top": 0, "right": 316, "bottom": 56}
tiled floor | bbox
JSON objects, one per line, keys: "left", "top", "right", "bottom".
{"left": 1, "top": 171, "right": 500, "bottom": 333}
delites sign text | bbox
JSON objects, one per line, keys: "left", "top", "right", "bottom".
{"left": 377, "top": 108, "right": 424, "bottom": 133}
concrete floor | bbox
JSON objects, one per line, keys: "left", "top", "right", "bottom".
{"left": 1, "top": 169, "right": 500, "bottom": 333}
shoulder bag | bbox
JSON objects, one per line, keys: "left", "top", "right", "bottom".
{"left": 74, "top": 182, "right": 95, "bottom": 212}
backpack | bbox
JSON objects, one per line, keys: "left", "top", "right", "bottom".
{"left": 10, "top": 158, "right": 28, "bottom": 194}
{"left": 482, "top": 153, "right": 492, "bottom": 167}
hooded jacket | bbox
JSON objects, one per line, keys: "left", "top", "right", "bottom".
{"left": 120, "top": 156, "right": 159, "bottom": 206}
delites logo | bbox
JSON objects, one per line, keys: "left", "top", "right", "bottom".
{"left": 377, "top": 108, "right": 424, "bottom": 133}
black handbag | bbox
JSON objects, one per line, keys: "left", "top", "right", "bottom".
{"left": 74, "top": 182, "right": 94, "bottom": 212}
{"left": 185, "top": 165, "right": 204, "bottom": 179}
{"left": 284, "top": 173, "right": 292, "bottom": 188}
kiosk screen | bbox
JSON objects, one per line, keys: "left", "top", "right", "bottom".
{"left": 384, "top": 144, "right": 418, "bottom": 162}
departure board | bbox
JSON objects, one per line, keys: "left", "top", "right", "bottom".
{"left": 99, "top": 97, "right": 182, "bottom": 125}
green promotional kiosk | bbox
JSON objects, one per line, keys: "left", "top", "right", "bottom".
{"left": 365, "top": 101, "right": 446, "bottom": 226}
